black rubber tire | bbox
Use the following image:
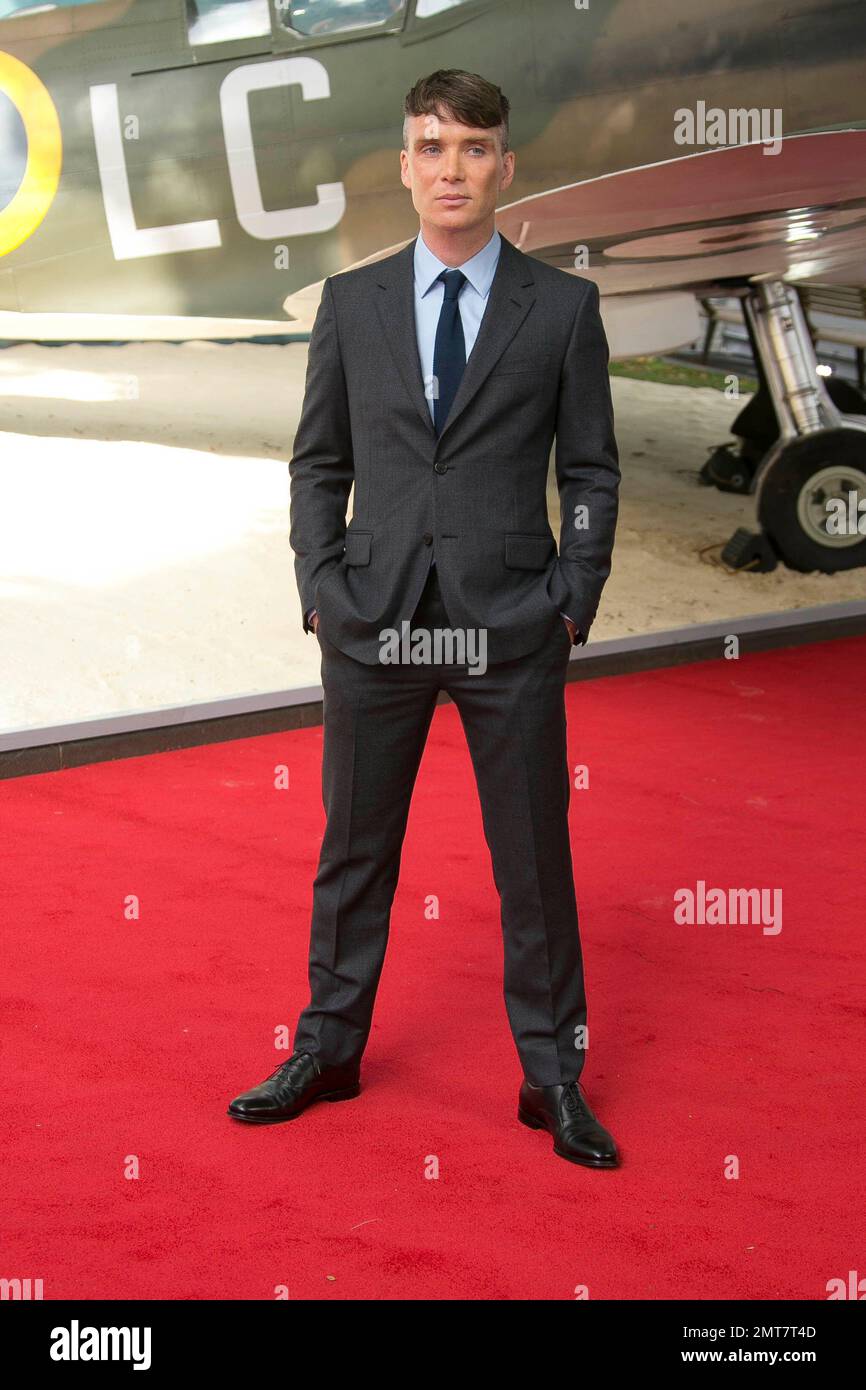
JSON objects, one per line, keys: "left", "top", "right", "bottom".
{"left": 757, "top": 429, "right": 866, "bottom": 572}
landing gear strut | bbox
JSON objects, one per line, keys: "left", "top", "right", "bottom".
{"left": 713, "top": 281, "right": 866, "bottom": 572}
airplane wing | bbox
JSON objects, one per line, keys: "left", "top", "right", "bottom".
{"left": 495, "top": 129, "right": 866, "bottom": 295}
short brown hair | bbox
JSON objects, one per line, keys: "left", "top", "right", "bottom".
{"left": 403, "top": 69, "right": 510, "bottom": 154}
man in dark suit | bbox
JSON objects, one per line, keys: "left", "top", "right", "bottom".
{"left": 229, "top": 70, "right": 621, "bottom": 1168}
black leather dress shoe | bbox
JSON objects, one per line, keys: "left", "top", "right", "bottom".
{"left": 227, "top": 1051, "right": 360, "bottom": 1124}
{"left": 518, "top": 1078, "right": 620, "bottom": 1168}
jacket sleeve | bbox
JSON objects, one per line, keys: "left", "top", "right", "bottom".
{"left": 546, "top": 279, "right": 620, "bottom": 641}
{"left": 289, "top": 276, "right": 355, "bottom": 633}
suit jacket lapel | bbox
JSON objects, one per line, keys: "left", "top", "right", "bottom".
{"left": 373, "top": 232, "right": 537, "bottom": 447}
{"left": 374, "top": 237, "right": 435, "bottom": 437}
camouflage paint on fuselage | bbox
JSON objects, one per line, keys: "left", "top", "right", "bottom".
{"left": 0, "top": 0, "right": 864, "bottom": 318}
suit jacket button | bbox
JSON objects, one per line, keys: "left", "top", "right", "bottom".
{"left": 433, "top": 461, "right": 448, "bottom": 474}
{"left": 422, "top": 533, "right": 433, "bottom": 545}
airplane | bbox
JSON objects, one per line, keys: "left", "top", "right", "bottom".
{"left": 2, "top": 0, "right": 866, "bottom": 574}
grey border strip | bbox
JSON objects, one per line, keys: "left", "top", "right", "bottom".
{"left": 0, "top": 682, "right": 326, "bottom": 754}
{"left": 2, "top": 600, "right": 865, "bottom": 779}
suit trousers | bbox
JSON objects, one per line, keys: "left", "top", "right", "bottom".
{"left": 292, "top": 565, "right": 588, "bottom": 1087}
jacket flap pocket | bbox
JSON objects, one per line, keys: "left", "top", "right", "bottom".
{"left": 504, "top": 533, "right": 556, "bottom": 569}
{"left": 344, "top": 530, "right": 372, "bottom": 566}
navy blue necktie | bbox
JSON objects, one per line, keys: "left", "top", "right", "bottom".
{"left": 432, "top": 268, "right": 467, "bottom": 436}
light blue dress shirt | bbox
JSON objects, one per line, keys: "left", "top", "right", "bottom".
{"left": 413, "top": 226, "right": 501, "bottom": 420}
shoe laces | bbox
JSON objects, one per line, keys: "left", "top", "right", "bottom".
{"left": 562, "top": 1080, "right": 590, "bottom": 1117}
{"left": 266, "top": 1052, "right": 313, "bottom": 1086}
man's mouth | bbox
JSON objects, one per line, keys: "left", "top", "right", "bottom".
{"left": 438, "top": 194, "right": 469, "bottom": 202}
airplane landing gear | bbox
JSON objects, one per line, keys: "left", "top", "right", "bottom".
{"left": 719, "top": 280, "right": 866, "bottom": 572}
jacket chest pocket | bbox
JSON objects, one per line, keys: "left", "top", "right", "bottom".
{"left": 491, "top": 350, "right": 552, "bottom": 377}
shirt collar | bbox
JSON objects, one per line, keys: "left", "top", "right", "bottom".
{"left": 414, "top": 227, "right": 501, "bottom": 299}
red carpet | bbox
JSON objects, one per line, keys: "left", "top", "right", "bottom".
{"left": 3, "top": 637, "right": 865, "bottom": 1300}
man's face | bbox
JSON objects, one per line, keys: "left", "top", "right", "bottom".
{"left": 400, "top": 110, "right": 515, "bottom": 234}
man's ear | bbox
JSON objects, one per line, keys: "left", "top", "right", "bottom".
{"left": 499, "top": 150, "right": 516, "bottom": 192}
{"left": 399, "top": 149, "right": 411, "bottom": 190}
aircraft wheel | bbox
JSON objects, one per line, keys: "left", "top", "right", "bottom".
{"left": 757, "top": 428, "right": 866, "bottom": 572}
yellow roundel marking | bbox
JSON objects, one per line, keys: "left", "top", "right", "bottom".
{"left": 0, "top": 50, "right": 62, "bottom": 257}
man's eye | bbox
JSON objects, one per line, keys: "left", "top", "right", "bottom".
{"left": 419, "top": 143, "right": 487, "bottom": 155}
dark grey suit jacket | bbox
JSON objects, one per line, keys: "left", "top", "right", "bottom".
{"left": 289, "top": 232, "right": 620, "bottom": 665}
